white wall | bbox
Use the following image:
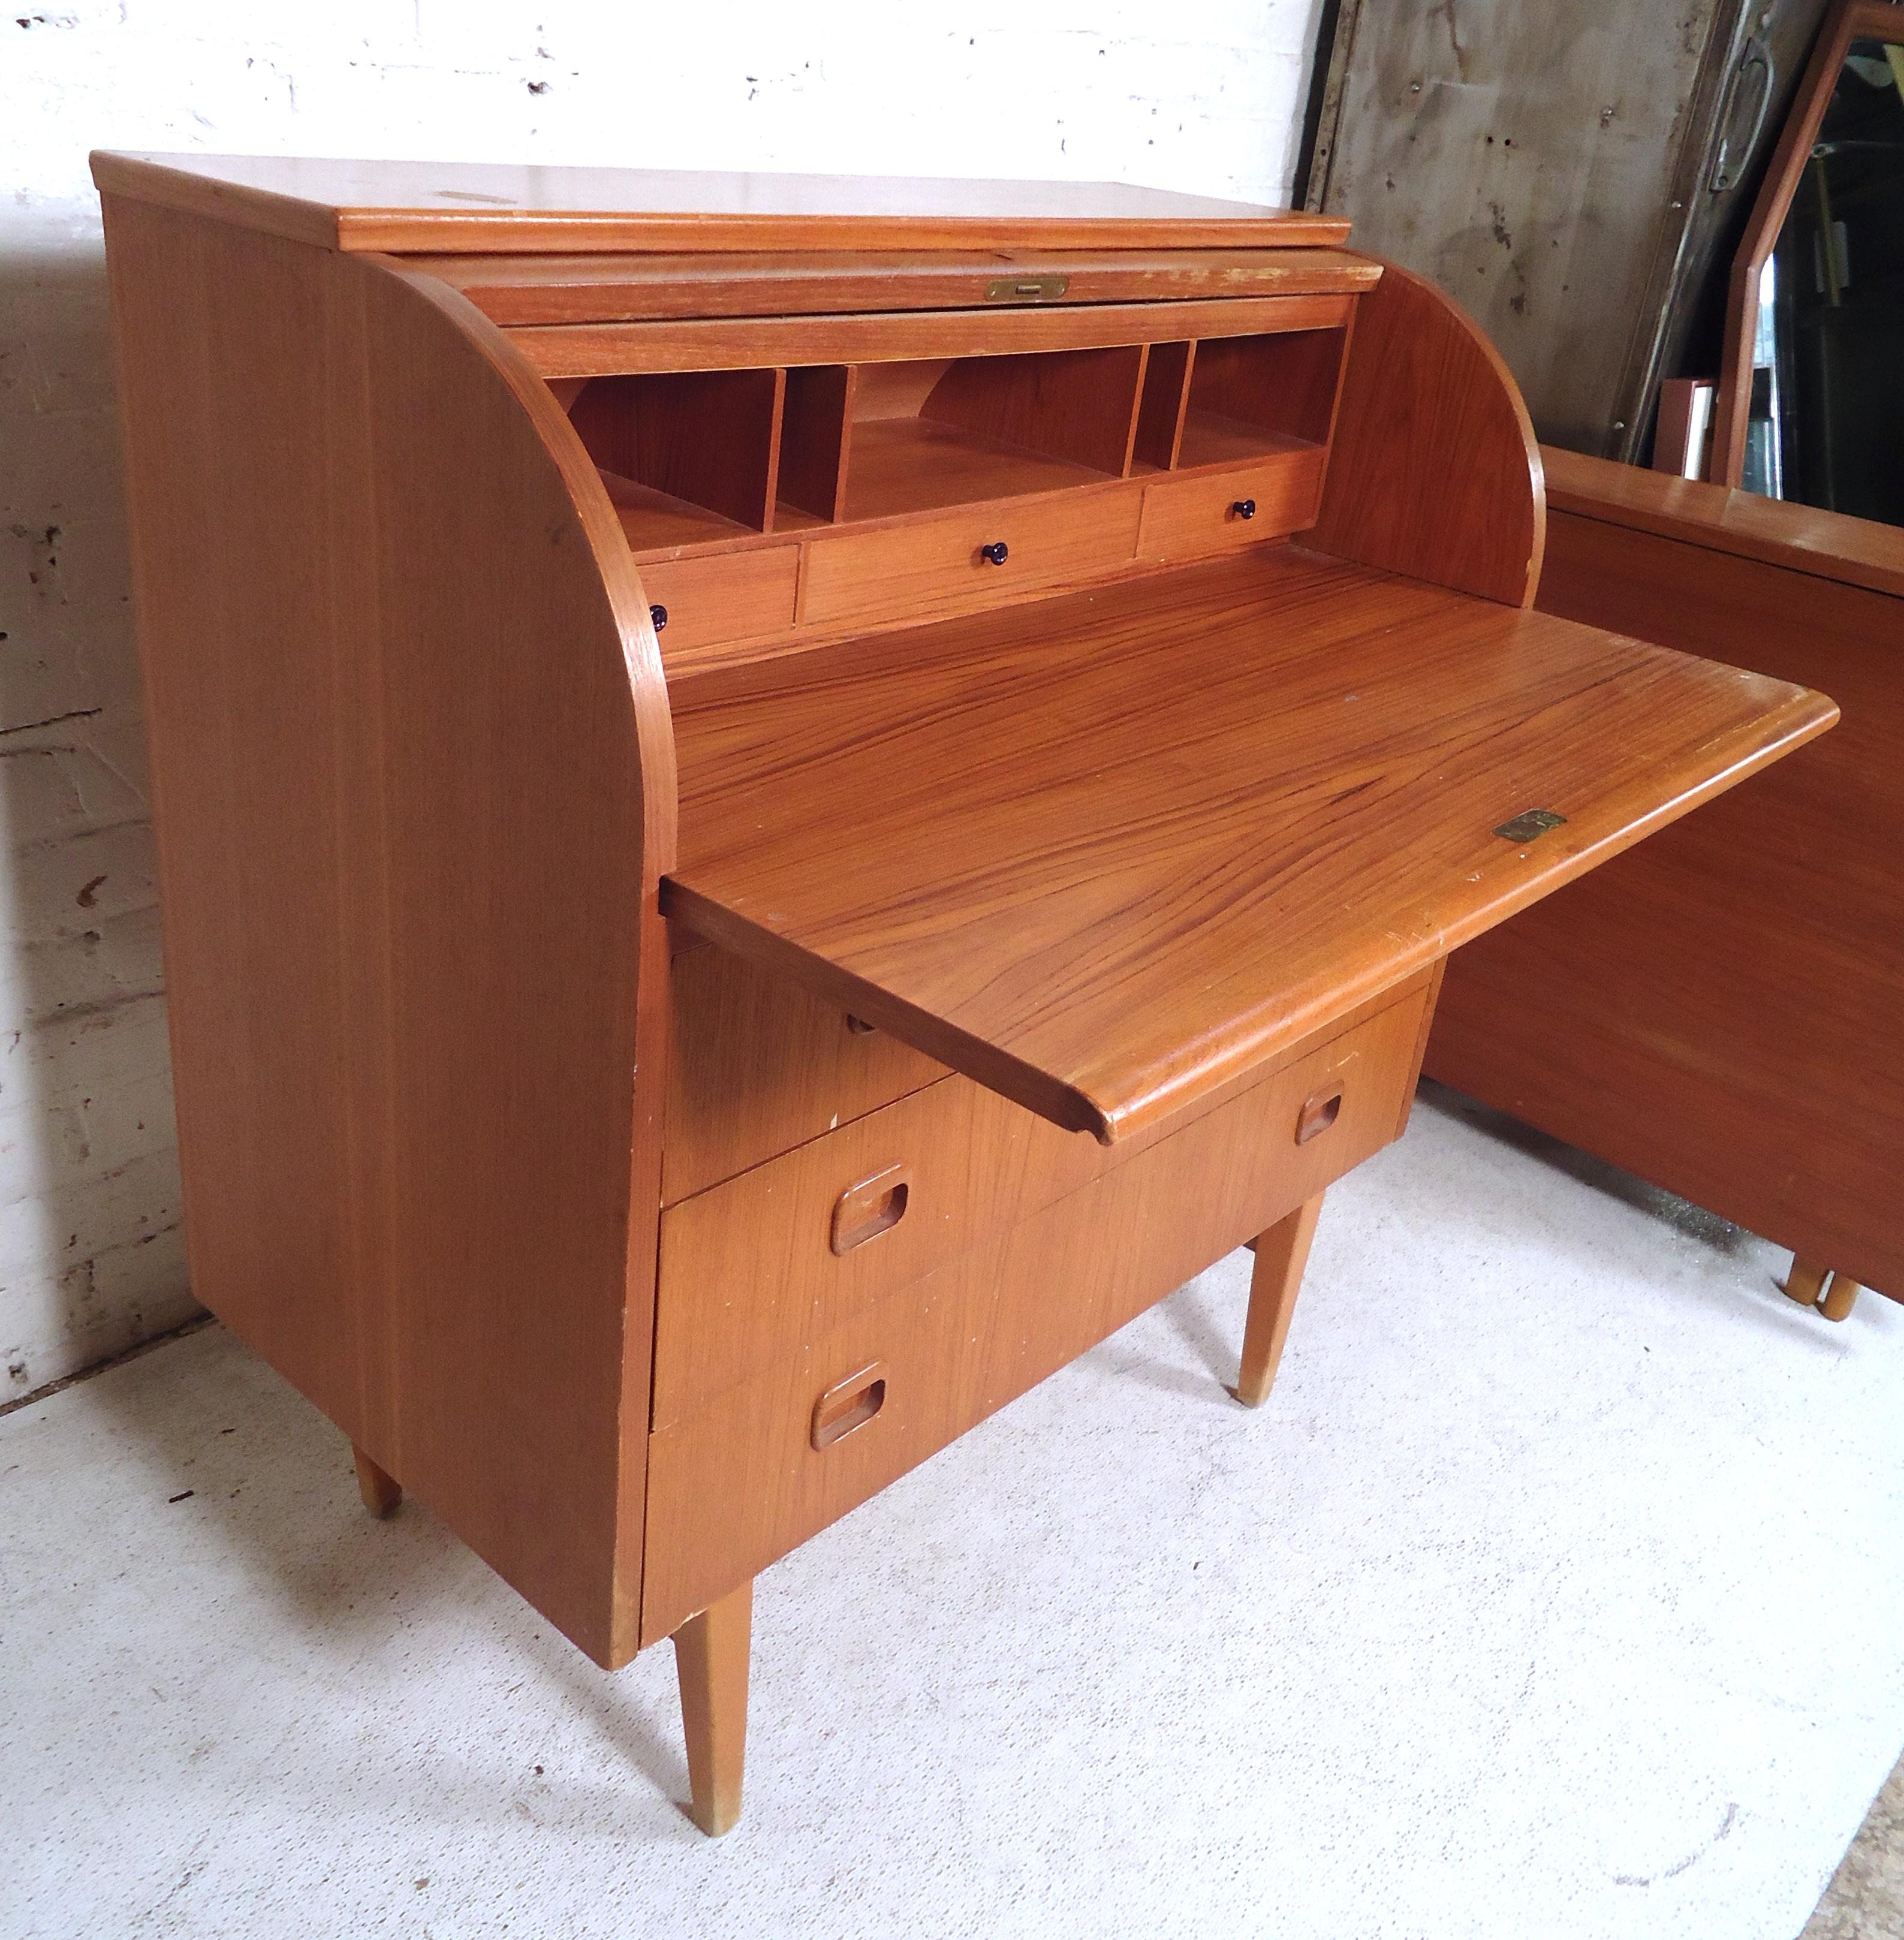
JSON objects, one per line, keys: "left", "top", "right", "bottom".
{"left": 0, "top": 0, "right": 1324, "bottom": 1397}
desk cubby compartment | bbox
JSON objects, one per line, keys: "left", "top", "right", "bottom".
{"left": 1176, "top": 327, "right": 1348, "bottom": 470}
{"left": 568, "top": 368, "right": 785, "bottom": 554}
{"left": 837, "top": 348, "right": 1146, "bottom": 522}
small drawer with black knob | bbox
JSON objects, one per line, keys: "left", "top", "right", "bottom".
{"left": 1136, "top": 449, "right": 1328, "bottom": 563}
{"left": 634, "top": 544, "right": 799, "bottom": 665}
{"left": 798, "top": 488, "right": 1143, "bottom": 632}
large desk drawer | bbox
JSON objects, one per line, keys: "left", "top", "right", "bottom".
{"left": 655, "top": 1073, "right": 1086, "bottom": 1427}
{"left": 641, "top": 986, "right": 1428, "bottom": 1637}
{"left": 664, "top": 943, "right": 948, "bottom": 1205}
{"left": 798, "top": 488, "right": 1143, "bottom": 633}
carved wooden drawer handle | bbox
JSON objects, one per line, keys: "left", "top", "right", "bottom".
{"left": 829, "top": 1162, "right": 911, "bottom": 1254}
{"left": 811, "top": 1361, "right": 888, "bottom": 1450}
{"left": 1296, "top": 1085, "right": 1343, "bottom": 1144}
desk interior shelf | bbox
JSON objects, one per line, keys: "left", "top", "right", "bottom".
{"left": 558, "top": 306, "right": 1359, "bottom": 670}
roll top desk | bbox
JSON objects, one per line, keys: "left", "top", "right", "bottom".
{"left": 93, "top": 153, "right": 1835, "bottom": 1836}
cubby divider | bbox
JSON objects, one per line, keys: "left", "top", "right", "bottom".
{"left": 779, "top": 366, "right": 856, "bottom": 525}
{"left": 1134, "top": 342, "right": 1195, "bottom": 472}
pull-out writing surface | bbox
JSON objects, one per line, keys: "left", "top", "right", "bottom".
{"left": 664, "top": 545, "right": 1835, "bottom": 1145}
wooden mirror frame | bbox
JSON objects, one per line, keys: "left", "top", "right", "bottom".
{"left": 1710, "top": 0, "right": 1904, "bottom": 486}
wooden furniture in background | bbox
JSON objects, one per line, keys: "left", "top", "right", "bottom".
{"left": 95, "top": 153, "right": 1833, "bottom": 1835}
{"left": 1428, "top": 447, "right": 1899, "bottom": 1322}
{"left": 1710, "top": 0, "right": 1904, "bottom": 494}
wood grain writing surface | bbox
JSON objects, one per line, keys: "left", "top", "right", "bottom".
{"left": 664, "top": 546, "right": 1834, "bottom": 1144}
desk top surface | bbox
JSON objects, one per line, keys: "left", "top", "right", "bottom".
{"left": 664, "top": 546, "right": 1834, "bottom": 1143}
{"left": 90, "top": 152, "right": 1350, "bottom": 255}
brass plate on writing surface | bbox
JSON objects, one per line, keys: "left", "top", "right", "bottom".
{"left": 1494, "top": 809, "right": 1568, "bottom": 843}
{"left": 985, "top": 275, "right": 1070, "bottom": 303}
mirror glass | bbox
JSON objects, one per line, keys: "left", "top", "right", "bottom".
{"left": 1744, "top": 37, "right": 1904, "bottom": 520}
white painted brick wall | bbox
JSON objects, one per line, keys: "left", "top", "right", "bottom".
{"left": 0, "top": 0, "right": 1324, "bottom": 1396}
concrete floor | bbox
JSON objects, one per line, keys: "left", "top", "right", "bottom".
{"left": 1801, "top": 1751, "right": 1904, "bottom": 1939}
{"left": 3, "top": 1084, "right": 1902, "bottom": 1940}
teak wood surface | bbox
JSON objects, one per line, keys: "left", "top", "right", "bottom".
{"left": 662, "top": 944, "right": 948, "bottom": 1206}
{"left": 1236, "top": 1195, "right": 1325, "bottom": 1408}
{"left": 90, "top": 152, "right": 1351, "bottom": 255}
{"left": 641, "top": 987, "right": 1432, "bottom": 1641}
{"left": 504, "top": 293, "right": 1356, "bottom": 380}
{"left": 664, "top": 545, "right": 1834, "bottom": 1145}
{"left": 653, "top": 971, "right": 1430, "bottom": 1432}
{"left": 100, "top": 192, "right": 677, "bottom": 1669}
{"left": 1308, "top": 262, "right": 1543, "bottom": 607}
{"left": 432, "top": 248, "right": 1384, "bottom": 326}
{"left": 672, "top": 1580, "right": 751, "bottom": 1837}
{"left": 1429, "top": 449, "right": 1903, "bottom": 1300}
{"left": 1544, "top": 446, "right": 1904, "bottom": 601}
{"left": 95, "top": 152, "right": 1848, "bottom": 1831}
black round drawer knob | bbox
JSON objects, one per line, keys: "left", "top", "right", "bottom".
{"left": 649, "top": 603, "right": 668, "bottom": 632}
{"left": 980, "top": 541, "right": 1010, "bottom": 566}
{"left": 1231, "top": 499, "right": 1257, "bottom": 521}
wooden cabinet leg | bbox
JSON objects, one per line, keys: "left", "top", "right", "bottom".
{"left": 1820, "top": 1274, "right": 1863, "bottom": 1323}
{"left": 352, "top": 1445, "right": 402, "bottom": 1518}
{"left": 673, "top": 1578, "right": 752, "bottom": 1837}
{"left": 1236, "top": 1192, "right": 1324, "bottom": 1408}
{"left": 1784, "top": 1256, "right": 1830, "bottom": 1308}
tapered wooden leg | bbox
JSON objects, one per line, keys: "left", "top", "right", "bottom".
{"left": 1784, "top": 1256, "right": 1830, "bottom": 1308}
{"left": 1236, "top": 1192, "right": 1324, "bottom": 1408}
{"left": 673, "top": 1578, "right": 752, "bottom": 1837}
{"left": 352, "top": 1445, "right": 402, "bottom": 1518}
{"left": 1820, "top": 1274, "right": 1863, "bottom": 1323}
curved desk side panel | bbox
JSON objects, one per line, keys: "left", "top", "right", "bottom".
{"left": 101, "top": 198, "right": 676, "bottom": 1667}
{"left": 1308, "top": 258, "right": 1546, "bottom": 609}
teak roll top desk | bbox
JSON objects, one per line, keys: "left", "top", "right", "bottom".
{"left": 93, "top": 154, "right": 1836, "bottom": 1836}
